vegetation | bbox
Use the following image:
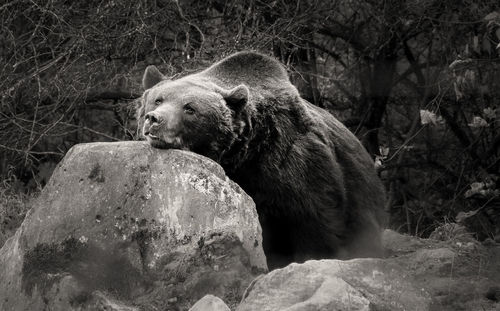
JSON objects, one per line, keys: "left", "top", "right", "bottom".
{"left": 1, "top": 0, "right": 499, "bottom": 243}
{"left": 0, "top": 167, "right": 31, "bottom": 247}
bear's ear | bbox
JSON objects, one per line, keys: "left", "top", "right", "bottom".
{"left": 223, "top": 84, "right": 249, "bottom": 113}
{"left": 142, "top": 65, "right": 165, "bottom": 90}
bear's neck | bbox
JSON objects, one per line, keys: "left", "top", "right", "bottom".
{"left": 221, "top": 97, "right": 307, "bottom": 187}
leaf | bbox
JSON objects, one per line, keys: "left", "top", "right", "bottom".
{"left": 448, "top": 58, "right": 473, "bottom": 70}
{"left": 420, "top": 110, "right": 444, "bottom": 126}
{"left": 483, "top": 107, "right": 496, "bottom": 120}
{"left": 464, "top": 182, "right": 484, "bottom": 198}
{"left": 483, "top": 11, "right": 500, "bottom": 21}
{"left": 374, "top": 157, "right": 383, "bottom": 170}
{"left": 456, "top": 210, "right": 479, "bottom": 223}
{"left": 468, "top": 116, "right": 488, "bottom": 128}
{"left": 379, "top": 146, "right": 390, "bottom": 158}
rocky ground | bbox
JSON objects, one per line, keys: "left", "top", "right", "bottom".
{"left": 234, "top": 228, "right": 500, "bottom": 310}
{"left": 0, "top": 141, "right": 499, "bottom": 310}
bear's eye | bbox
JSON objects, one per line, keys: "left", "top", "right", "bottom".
{"left": 183, "top": 104, "right": 196, "bottom": 115}
{"left": 154, "top": 99, "right": 162, "bottom": 105}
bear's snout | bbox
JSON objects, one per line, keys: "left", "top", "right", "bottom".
{"left": 145, "top": 111, "right": 162, "bottom": 124}
{"left": 143, "top": 105, "right": 185, "bottom": 149}
{"left": 143, "top": 111, "right": 163, "bottom": 138}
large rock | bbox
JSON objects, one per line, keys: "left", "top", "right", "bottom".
{"left": 237, "top": 229, "right": 500, "bottom": 311}
{"left": 0, "top": 141, "right": 267, "bottom": 310}
{"left": 237, "top": 258, "right": 431, "bottom": 311}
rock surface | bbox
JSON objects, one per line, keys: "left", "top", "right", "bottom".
{"left": 385, "top": 228, "right": 500, "bottom": 311}
{"left": 0, "top": 141, "right": 266, "bottom": 310}
{"left": 237, "top": 258, "right": 430, "bottom": 311}
{"left": 2, "top": 141, "right": 499, "bottom": 311}
{"left": 189, "top": 294, "right": 230, "bottom": 311}
{"left": 237, "top": 228, "right": 500, "bottom": 311}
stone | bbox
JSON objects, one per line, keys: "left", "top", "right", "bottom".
{"left": 0, "top": 141, "right": 266, "bottom": 311}
{"left": 237, "top": 259, "right": 431, "bottom": 311}
{"left": 382, "top": 228, "right": 424, "bottom": 255}
{"left": 189, "top": 294, "right": 230, "bottom": 311}
{"left": 385, "top": 230, "right": 500, "bottom": 311}
{"left": 238, "top": 230, "right": 500, "bottom": 311}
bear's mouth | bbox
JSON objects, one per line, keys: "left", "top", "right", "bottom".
{"left": 146, "top": 133, "right": 184, "bottom": 150}
{"left": 147, "top": 133, "right": 160, "bottom": 140}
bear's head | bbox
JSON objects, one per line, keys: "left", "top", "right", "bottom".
{"left": 138, "top": 65, "right": 250, "bottom": 161}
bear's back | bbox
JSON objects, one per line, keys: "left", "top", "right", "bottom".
{"left": 199, "top": 51, "right": 292, "bottom": 89}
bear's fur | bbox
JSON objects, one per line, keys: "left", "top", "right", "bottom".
{"left": 138, "top": 51, "right": 386, "bottom": 269}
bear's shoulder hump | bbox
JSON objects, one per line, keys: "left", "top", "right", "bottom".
{"left": 202, "top": 51, "right": 290, "bottom": 86}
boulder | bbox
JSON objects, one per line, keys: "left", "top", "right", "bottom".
{"left": 237, "top": 258, "right": 431, "bottom": 311}
{"left": 0, "top": 141, "right": 267, "bottom": 310}
{"left": 237, "top": 229, "right": 500, "bottom": 311}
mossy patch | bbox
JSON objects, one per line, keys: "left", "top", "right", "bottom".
{"left": 21, "top": 237, "right": 148, "bottom": 299}
{"left": 88, "top": 163, "right": 105, "bottom": 182}
{"left": 22, "top": 237, "right": 84, "bottom": 295}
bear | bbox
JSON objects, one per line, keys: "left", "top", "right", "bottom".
{"left": 137, "top": 51, "right": 387, "bottom": 269}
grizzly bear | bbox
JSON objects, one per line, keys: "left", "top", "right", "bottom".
{"left": 138, "top": 51, "right": 386, "bottom": 269}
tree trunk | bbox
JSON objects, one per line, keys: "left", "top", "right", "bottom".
{"left": 356, "top": 49, "right": 397, "bottom": 156}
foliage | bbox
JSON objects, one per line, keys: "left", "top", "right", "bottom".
{"left": 0, "top": 166, "right": 33, "bottom": 248}
{"left": 1, "top": 0, "right": 499, "bottom": 239}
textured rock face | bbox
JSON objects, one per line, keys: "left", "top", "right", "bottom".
{"left": 236, "top": 229, "right": 500, "bottom": 311}
{"left": 0, "top": 141, "right": 266, "bottom": 310}
{"left": 237, "top": 258, "right": 431, "bottom": 311}
{"left": 384, "top": 228, "right": 500, "bottom": 311}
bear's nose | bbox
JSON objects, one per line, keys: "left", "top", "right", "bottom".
{"left": 145, "top": 111, "right": 162, "bottom": 124}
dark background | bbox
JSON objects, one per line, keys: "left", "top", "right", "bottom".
{"left": 1, "top": 0, "right": 499, "bottom": 245}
